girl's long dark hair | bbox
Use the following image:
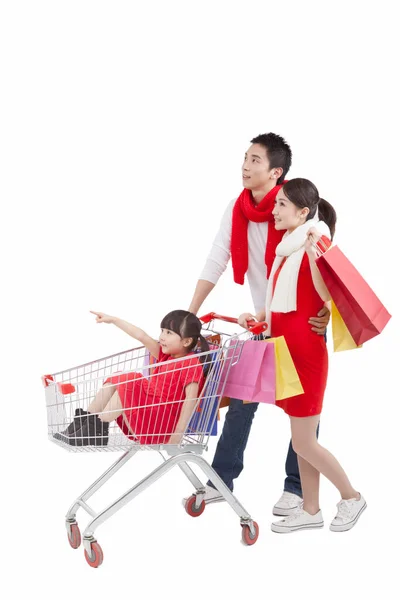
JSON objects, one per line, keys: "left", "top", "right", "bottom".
{"left": 282, "top": 178, "right": 337, "bottom": 239}
{"left": 160, "top": 310, "right": 210, "bottom": 365}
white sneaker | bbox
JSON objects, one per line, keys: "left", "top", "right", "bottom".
{"left": 330, "top": 495, "right": 367, "bottom": 532}
{"left": 273, "top": 491, "right": 303, "bottom": 516}
{"left": 271, "top": 508, "right": 324, "bottom": 533}
{"left": 182, "top": 484, "right": 225, "bottom": 507}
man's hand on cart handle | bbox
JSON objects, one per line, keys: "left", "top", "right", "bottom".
{"left": 238, "top": 312, "right": 258, "bottom": 330}
{"left": 200, "top": 312, "right": 268, "bottom": 334}
{"left": 238, "top": 310, "right": 266, "bottom": 330}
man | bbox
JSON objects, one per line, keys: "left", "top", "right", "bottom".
{"left": 185, "top": 133, "right": 330, "bottom": 515}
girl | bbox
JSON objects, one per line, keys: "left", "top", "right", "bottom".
{"left": 241, "top": 178, "right": 366, "bottom": 533}
{"left": 55, "top": 310, "right": 209, "bottom": 447}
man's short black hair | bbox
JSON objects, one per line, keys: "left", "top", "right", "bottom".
{"left": 250, "top": 133, "right": 292, "bottom": 184}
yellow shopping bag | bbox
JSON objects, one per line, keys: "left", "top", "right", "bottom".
{"left": 265, "top": 336, "right": 304, "bottom": 400}
{"left": 331, "top": 301, "right": 362, "bottom": 352}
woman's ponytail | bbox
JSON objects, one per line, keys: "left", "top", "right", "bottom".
{"left": 318, "top": 198, "right": 337, "bottom": 239}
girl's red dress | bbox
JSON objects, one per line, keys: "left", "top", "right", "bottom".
{"left": 272, "top": 253, "right": 328, "bottom": 417}
{"left": 105, "top": 350, "right": 204, "bottom": 444}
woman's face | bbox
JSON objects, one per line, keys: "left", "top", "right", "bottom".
{"left": 272, "top": 189, "right": 309, "bottom": 233}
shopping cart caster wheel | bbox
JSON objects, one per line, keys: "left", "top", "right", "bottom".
{"left": 67, "top": 523, "right": 81, "bottom": 549}
{"left": 241, "top": 521, "right": 259, "bottom": 545}
{"left": 84, "top": 541, "right": 104, "bottom": 568}
{"left": 185, "top": 494, "right": 206, "bottom": 517}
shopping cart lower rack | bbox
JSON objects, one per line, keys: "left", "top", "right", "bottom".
{"left": 43, "top": 313, "right": 267, "bottom": 567}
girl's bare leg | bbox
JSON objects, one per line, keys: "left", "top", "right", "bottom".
{"left": 290, "top": 415, "right": 359, "bottom": 503}
{"left": 297, "top": 455, "right": 320, "bottom": 515}
{"left": 98, "top": 391, "right": 136, "bottom": 436}
{"left": 98, "top": 391, "right": 124, "bottom": 423}
{"left": 88, "top": 384, "right": 116, "bottom": 414}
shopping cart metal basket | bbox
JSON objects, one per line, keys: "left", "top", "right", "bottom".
{"left": 43, "top": 313, "right": 267, "bottom": 567}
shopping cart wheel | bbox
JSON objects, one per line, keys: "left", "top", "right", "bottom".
{"left": 184, "top": 494, "right": 206, "bottom": 517}
{"left": 84, "top": 541, "right": 104, "bottom": 568}
{"left": 67, "top": 523, "right": 81, "bottom": 549}
{"left": 241, "top": 521, "right": 259, "bottom": 545}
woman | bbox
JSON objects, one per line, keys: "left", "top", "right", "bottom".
{"left": 242, "top": 178, "right": 366, "bottom": 533}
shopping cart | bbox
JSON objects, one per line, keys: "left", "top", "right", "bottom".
{"left": 43, "top": 313, "right": 268, "bottom": 567}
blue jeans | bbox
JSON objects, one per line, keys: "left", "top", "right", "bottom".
{"left": 207, "top": 398, "right": 320, "bottom": 498}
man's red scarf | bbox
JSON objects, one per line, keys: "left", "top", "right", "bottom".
{"left": 231, "top": 183, "right": 287, "bottom": 284}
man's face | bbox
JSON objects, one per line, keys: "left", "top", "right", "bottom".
{"left": 242, "top": 143, "right": 274, "bottom": 190}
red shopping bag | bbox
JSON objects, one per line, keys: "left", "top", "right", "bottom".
{"left": 316, "top": 246, "right": 391, "bottom": 345}
{"left": 218, "top": 340, "right": 276, "bottom": 404}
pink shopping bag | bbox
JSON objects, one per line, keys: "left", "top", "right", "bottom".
{"left": 218, "top": 340, "right": 276, "bottom": 404}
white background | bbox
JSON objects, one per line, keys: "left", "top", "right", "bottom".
{"left": 1, "top": 1, "right": 398, "bottom": 598}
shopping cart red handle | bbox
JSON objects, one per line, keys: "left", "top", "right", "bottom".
{"left": 199, "top": 312, "right": 268, "bottom": 335}
{"left": 41, "top": 374, "right": 76, "bottom": 395}
{"left": 42, "top": 374, "right": 54, "bottom": 387}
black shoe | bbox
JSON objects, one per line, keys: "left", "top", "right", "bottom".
{"left": 53, "top": 409, "right": 89, "bottom": 441}
{"left": 68, "top": 413, "right": 109, "bottom": 447}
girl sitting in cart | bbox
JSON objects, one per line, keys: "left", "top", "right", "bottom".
{"left": 55, "top": 310, "right": 209, "bottom": 447}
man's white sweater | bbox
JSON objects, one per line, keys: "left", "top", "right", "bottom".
{"left": 199, "top": 199, "right": 270, "bottom": 314}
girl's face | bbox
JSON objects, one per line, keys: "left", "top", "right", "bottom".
{"left": 159, "top": 328, "right": 192, "bottom": 357}
{"left": 272, "top": 189, "right": 309, "bottom": 233}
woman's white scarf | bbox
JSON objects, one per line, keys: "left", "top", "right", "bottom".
{"left": 265, "top": 219, "right": 331, "bottom": 333}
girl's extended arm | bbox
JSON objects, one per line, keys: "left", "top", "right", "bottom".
{"left": 90, "top": 311, "right": 160, "bottom": 359}
{"left": 168, "top": 382, "right": 200, "bottom": 445}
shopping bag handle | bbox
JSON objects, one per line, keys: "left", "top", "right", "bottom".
{"left": 199, "top": 312, "right": 268, "bottom": 335}
{"left": 310, "top": 234, "right": 331, "bottom": 257}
